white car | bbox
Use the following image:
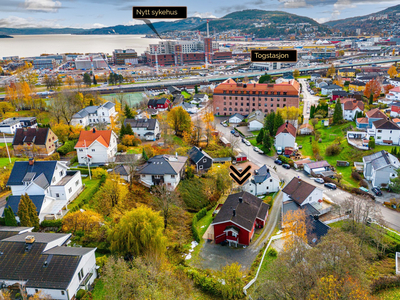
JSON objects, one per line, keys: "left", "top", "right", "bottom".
{"left": 245, "top": 140, "right": 251, "bottom": 146}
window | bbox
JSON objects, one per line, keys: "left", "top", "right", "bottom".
{"left": 68, "top": 187, "right": 72, "bottom": 194}
{"left": 102, "top": 112, "right": 105, "bottom": 116}
{"left": 171, "top": 175, "right": 175, "bottom": 178}
{"left": 35, "top": 289, "right": 38, "bottom": 293}
{"left": 390, "top": 130, "right": 393, "bottom": 133}
{"left": 377, "top": 130, "right": 382, "bottom": 133}
{"left": 92, "top": 149, "right": 95, "bottom": 152}
{"left": 52, "top": 177, "right": 55, "bottom": 183}
{"left": 199, "top": 165, "right": 203, "bottom": 170}
{"left": 80, "top": 120, "right": 82, "bottom": 123}
{"left": 56, "top": 193, "right": 59, "bottom": 197}
{"left": 75, "top": 180, "right": 79, "bottom": 186}
{"left": 203, "top": 158, "right": 207, "bottom": 163}
{"left": 59, "top": 171, "right": 63, "bottom": 176}
{"left": 283, "top": 98, "right": 286, "bottom": 102}
{"left": 61, "top": 291, "right": 65, "bottom": 295}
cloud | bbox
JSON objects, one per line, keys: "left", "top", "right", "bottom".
{"left": 92, "top": 23, "right": 106, "bottom": 28}
{"left": 191, "top": 12, "right": 217, "bottom": 18}
{"left": 279, "top": 0, "right": 310, "bottom": 8}
{"left": 24, "top": 0, "right": 61, "bottom": 12}
{"left": 0, "top": 16, "right": 63, "bottom": 28}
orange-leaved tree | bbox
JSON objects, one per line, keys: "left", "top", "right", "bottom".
{"left": 282, "top": 208, "right": 308, "bottom": 248}
{"left": 364, "top": 79, "right": 381, "bottom": 100}
{"left": 388, "top": 65, "right": 398, "bottom": 78}
{"left": 384, "top": 84, "right": 395, "bottom": 94}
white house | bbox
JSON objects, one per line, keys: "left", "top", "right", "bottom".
{"left": 4, "top": 159, "right": 83, "bottom": 221}
{"left": 282, "top": 177, "right": 324, "bottom": 210}
{"left": 387, "top": 86, "right": 400, "bottom": 103}
{"left": 0, "top": 230, "right": 97, "bottom": 300}
{"left": 299, "top": 123, "right": 313, "bottom": 135}
{"left": 363, "top": 150, "right": 400, "bottom": 187}
{"left": 191, "top": 93, "right": 209, "bottom": 104}
{"left": 321, "top": 84, "right": 342, "bottom": 96}
{"left": 304, "top": 160, "right": 332, "bottom": 176}
{"left": 341, "top": 98, "right": 364, "bottom": 121}
{"left": 228, "top": 113, "right": 245, "bottom": 124}
{"left": 74, "top": 129, "right": 118, "bottom": 165}
{"left": 71, "top": 102, "right": 118, "bottom": 127}
{"left": 124, "top": 118, "right": 161, "bottom": 141}
{"left": 138, "top": 154, "right": 187, "bottom": 190}
{"left": 389, "top": 77, "right": 400, "bottom": 87}
{"left": 248, "top": 115, "right": 264, "bottom": 131}
{"left": 390, "top": 102, "right": 400, "bottom": 117}
{"left": 177, "top": 102, "right": 198, "bottom": 114}
{"left": 0, "top": 118, "right": 22, "bottom": 134}
{"left": 274, "top": 122, "right": 296, "bottom": 153}
{"left": 243, "top": 165, "right": 280, "bottom": 196}
{"left": 369, "top": 119, "right": 400, "bottom": 145}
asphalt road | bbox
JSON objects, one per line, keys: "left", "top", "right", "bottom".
{"left": 216, "top": 121, "right": 400, "bottom": 232}
{"left": 299, "top": 78, "right": 319, "bottom": 124}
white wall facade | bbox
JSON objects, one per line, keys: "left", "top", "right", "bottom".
{"left": 0, "top": 122, "right": 22, "bottom": 134}
{"left": 274, "top": 132, "right": 295, "bottom": 150}
{"left": 140, "top": 173, "right": 181, "bottom": 190}
{"left": 77, "top": 135, "right": 117, "bottom": 165}
{"left": 229, "top": 116, "right": 242, "bottom": 124}
{"left": 343, "top": 107, "right": 362, "bottom": 121}
{"left": 372, "top": 126, "right": 400, "bottom": 145}
{"left": 248, "top": 120, "right": 263, "bottom": 131}
{"left": 131, "top": 122, "right": 160, "bottom": 141}
{"left": 283, "top": 188, "right": 323, "bottom": 206}
{"left": 244, "top": 177, "right": 280, "bottom": 195}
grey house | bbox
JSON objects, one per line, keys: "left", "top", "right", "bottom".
{"left": 363, "top": 150, "right": 400, "bottom": 187}
{"left": 188, "top": 146, "right": 213, "bottom": 172}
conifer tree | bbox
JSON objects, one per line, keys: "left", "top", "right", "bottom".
{"left": 256, "top": 128, "right": 264, "bottom": 144}
{"left": 124, "top": 104, "right": 133, "bottom": 119}
{"left": 263, "top": 130, "right": 272, "bottom": 152}
{"left": 89, "top": 99, "right": 94, "bottom": 106}
{"left": 119, "top": 124, "right": 126, "bottom": 139}
{"left": 333, "top": 99, "right": 343, "bottom": 124}
{"left": 93, "top": 75, "right": 97, "bottom": 85}
{"left": 273, "top": 112, "right": 284, "bottom": 135}
{"left": 18, "top": 194, "right": 39, "bottom": 229}
{"left": 125, "top": 123, "right": 134, "bottom": 136}
{"left": 142, "top": 148, "right": 149, "bottom": 161}
{"left": 4, "top": 207, "right": 17, "bottom": 226}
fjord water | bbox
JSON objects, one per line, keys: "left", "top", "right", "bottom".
{"left": 0, "top": 34, "right": 161, "bottom": 57}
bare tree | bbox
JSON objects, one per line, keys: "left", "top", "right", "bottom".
{"left": 153, "top": 184, "right": 181, "bottom": 229}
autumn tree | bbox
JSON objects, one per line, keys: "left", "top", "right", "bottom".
{"left": 49, "top": 91, "right": 83, "bottom": 125}
{"left": 388, "top": 65, "right": 398, "bottom": 78}
{"left": 17, "top": 194, "right": 40, "bottom": 230}
{"left": 326, "top": 64, "right": 336, "bottom": 78}
{"left": 364, "top": 78, "right": 381, "bottom": 101}
{"left": 218, "top": 263, "right": 245, "bottom": 300}
{"left": 202, "top": 108, "right": 215, "bottom": 147}
{"left": 153, "top": 184, "right": 180, "bottom": 229}
{"left": 332, "top": 75, "right": 343, "bottom": 87}
{"left": 384, "top": 84, "right": 394, "bottom": 94}
{"left": 282, "top": 208, "right": 308, "bottom": 248}
{"left": 109, "top": 205, "right": 167, "bottom": 257}
{"left": 293, "top": 69, "right": 300, "bottom": 78}
{"left": 95, "top": 175, "right": 129, "bottom": 216}
{"left": 62, "top": 210, "right": 104, "bottom": 241}
{"left": 65, "top": 76, "right": 75, "bottom": 86}
{"left": 167, "top": 106, "right": 192, "bottom": 137}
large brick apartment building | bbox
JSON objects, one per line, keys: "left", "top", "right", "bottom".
{"left": 213, "top": 79, "right": 300, "bottom": 116}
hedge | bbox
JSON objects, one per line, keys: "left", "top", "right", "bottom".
{"left": 0, "top": 217, "right": 5, "bottom": 226}
{"left": 184, "top": 267, "right": 223, "bottom": 297}
{"left": 191, "top": 208, "right": 208, "bottom": 243}
{"left": 41, "top": 219, "right": 62, "bottom": 228}
{"left": 57, "top": 140, "right": 77, "bottom": 156}
{"left": 371, "top": 276, "right": 400, "bottom": 294}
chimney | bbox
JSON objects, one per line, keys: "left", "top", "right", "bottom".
{"left": 28, "top": 158, "right": 34, "bottom": 166}
{"left": 25, "top": 235, "right": 35, "bottom": 252}
{"left": 92, "top": 128, "right": 96, "bottom": 133}
{"left": 199, "top": 147, "right": 202, "bottom": 152}
{"left": 233, "top": 209, "right": 236, "bottom": 217}
{"left": 239, "top": 197, "right": 243, "bottom": 203}
{"left": 175, "top": 152, "right": 178, "bottom": 159}
{"left": 313, "top": 215, "right": 319, "bottom": 221}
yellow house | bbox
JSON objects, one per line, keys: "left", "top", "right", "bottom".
{"left": 338, "top": 68, "right": 356, "bottom": 78}
{"left": 349, "top": 80, "right": 366, "bottom": 92}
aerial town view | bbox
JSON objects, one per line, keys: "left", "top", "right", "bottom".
{"left": 2, "top": 0, "right": 400, "bottom": 299}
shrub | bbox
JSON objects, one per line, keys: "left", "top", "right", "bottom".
{"left": 325, "top": 144, "right": 342, "bottom": 156}
{"left": 351, "top": 172, "right": 362, "bottom": 181}
{"left": 76, "top": 289, "right": 86, "bottom": 300}
{"left": 0, "top": 217, "right": 5, "bottom": 225}
{"left": 92, "top": 168, "right": 108, "bottom": 179}
{"left": 41, "top": 219, "right": 62, "bottom": 228}
{"left": 178, "top": 178, "right": 210, "bottom": 211}
{"left": 360, "top": 179, "right": 368, "bottom": 188}
{"left": 57, "top": 140, "right": 77, "bottom": 156}
{"left": 371, "top": 276, "right": 400, "bottom": 293}
{"left": 117, "top": 144, "right": 128, "bottom": 152}
{"left": 267, "top": 247, "right": 278, "bottom": 257}
{"left": 70, "top": 155, "right": 78, "bottom": 165}
{"left": 121, "top": 135, "right": 141, "bottom": 146}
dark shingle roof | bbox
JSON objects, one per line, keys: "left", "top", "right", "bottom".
{"left": 12, "top": 128, "right": 50, "bottom": 146}
{"left": 113, "top": 165, "right": 130, "bottom": 176}
{"left": 7, "top": 161, "right": 57, "bottom": 186}
{"left": 212, "top": 191, "right": 269, "bottom": 232}
{"left": 188, "top": 146, "right": 212, "bottom": 164}
{"left": 252, "top": 165, "right": 271, "bottom": 184}
{"left": 282, "top": 178, "right": 317, "bottom": 205}
{"left": 138, "top": 155, "right": 187, "bottom": 175}
{"left": 229, "top": 113, "right": 244, "bottom": 120}
{"left": 124, "top": 118, "right": 157, "bottom": 130}
{"left": 373, "top": 119, "right": 400, "bottom": 130}
{"left": 0, "top": 232, "right": 94, "bottom": 289}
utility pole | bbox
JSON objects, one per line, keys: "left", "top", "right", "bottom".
{"left": 3, "top": 133, "right": 11, "bottom": 164}
{"left": 84, "top": 140, "right": 91, "bottom": 180}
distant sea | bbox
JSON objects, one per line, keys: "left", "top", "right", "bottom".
{"left": 0, "top": 34, "right": 161, "bottom": 58}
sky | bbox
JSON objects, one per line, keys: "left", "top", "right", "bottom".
{"left": 0, "top": 0, "right": 399, "bottom": 29}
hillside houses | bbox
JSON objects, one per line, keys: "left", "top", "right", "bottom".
{"left": 274, "top": 122, "right": 297, "bottom": 154}
{"left": 341, "top": 98, "right": 364, "bottom": 121}
{"left": 124, "top": 118, "right": 161, "bottom": 141}
{"left": 387, "top": 86, "right": 400, "bottom": 102}
{"left": 13, "top": 128, "right": 58, "bottom": 157}
{"left": 363, "top": 150, "right": 400, "bottom": 187}
{"left": 357, "top": 108, "right": 387, "bottom": 129}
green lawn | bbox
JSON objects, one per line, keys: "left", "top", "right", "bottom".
{"left": 0, "top": 143, "right": 12, "bottom": 147}
{"left": 92, "top": 279, "right": 105, "bottom": 300}
{"left": 181, "top": 91, "right": 191, "bottom": 99}
{"left": 0, "top": 157, "right": 27, "bottom": 168}
{"left": 127, "top": 146, "right": 142, "bottom": 154}
{"left": 376, "top": 287, "right": 400, "bottom": 300}
{"left": 248, "top": 137, "right": 275, "bottom": 156}
{"left": 67, "top": 178, "right": 101, "bottom": 211}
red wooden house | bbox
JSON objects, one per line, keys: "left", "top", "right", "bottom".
{"left": 212, "top": 192, "right": 269, "bottom": 247}
{"left": 148, "top": 98, "right": 171, "bottom": 111}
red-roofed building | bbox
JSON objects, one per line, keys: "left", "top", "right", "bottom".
{"left": 213, "top": 78, "right": 300, "bottom": 116}
{"left": 274, "top": 122, "right": 296, "bottom": 153}
{"left": 74, "top": 128, "right": 118, "bottom": 165}
{"left": 386, "top": 86, "right": 400, "bottom": 102}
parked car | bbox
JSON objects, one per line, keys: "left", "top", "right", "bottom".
{"left": 222, "top": 123, "right": 228, "bottom": 127}
{"left": 372, "top": 187, "right": 382, "bottom": 196}
{"left": 282, "top": 164, "right": 290, "bottom": 169}
{"left": 241, "top": 138, "right": 246, "bottom": 143}
{"left": 324, "top": 183, "right": 337, "bottom": 190}
{"left": 258, "top": 149, "right": 264, "bottom": 154}
{"left": 359, "top": 187, "right": 369, "bottom": 193}
{"left": 274, "top": 159, "right": 283, "bottom": 165}
{"left": 234, "top": 132, "right": 240, "bottom": 137}
{"left": 253, "top": 147, "right": 259, "bottom": 152}
{"left": 230, "top": 130, "right": 235, "bottom": 134}
{"left": 314, "top": 178, "right": 324, "bottom": 184}
{"left": 245, "top": 140, "right": 251, "bottom": 146}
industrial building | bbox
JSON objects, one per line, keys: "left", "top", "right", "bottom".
{"left": 113, "top": 49, "right": 138, "bottom": 65}
{"left": 74, "top": 55, "right": 108, "bottom": 70}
